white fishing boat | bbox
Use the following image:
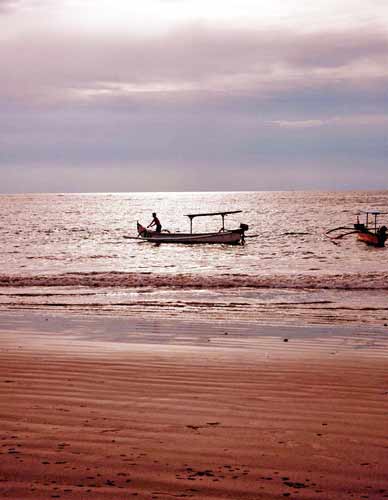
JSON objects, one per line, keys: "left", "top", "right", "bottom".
{"left": 136, "top": 210, "right": 248, "bottom": 245}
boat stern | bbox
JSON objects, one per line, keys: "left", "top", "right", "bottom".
{"left": 239, "top": 223, "right": 249, "bottom": 243}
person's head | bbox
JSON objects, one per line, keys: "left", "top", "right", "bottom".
{"left": 152, "top": 212, "right": 156, "bottom": 217}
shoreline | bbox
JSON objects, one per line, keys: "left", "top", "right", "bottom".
{"left": 1, "top": 312, "right": 388, "bottom": 499}
{"left": 1, "top": 310, "right": 388, "bottom": 350}
{"left": 2, "top": 281, "right": 388, "bottom": 328}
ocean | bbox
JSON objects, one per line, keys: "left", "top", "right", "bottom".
{"left": 1, "top": 190, "right": 388, "bottom": 326}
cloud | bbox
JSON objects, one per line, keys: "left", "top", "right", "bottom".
{"left": 0, "top": 0, "right": 20, "bottom": 12}
{"left": 0, "top": 9, "right": 387, "bottom": 191}
{"left": 273, "top": 120, "right": 325, "bottom": 129}
{"left": 0, "top": 25, "right": 387, "bottom": 105}
{"left": 272, "top": 114, "right": 388, "bottom": 129}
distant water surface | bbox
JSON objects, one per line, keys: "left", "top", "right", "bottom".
{"left": 1, "top": 191, "right": 388, "bottom": 326}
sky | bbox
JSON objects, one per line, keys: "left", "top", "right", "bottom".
{"left": 1, "top": 0, "right": 388, "bottom": 192}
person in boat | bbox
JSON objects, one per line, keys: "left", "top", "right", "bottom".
{"left": 147, "top": 212, "right": 162, "bottom": 233}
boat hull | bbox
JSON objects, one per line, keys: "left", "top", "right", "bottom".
{"left": 137, "top": 223, "right": 244, "bottom": 244}
{"left": 357, "top": 232, "right": 386, "bottom": 247}
{"left": 140, "top": 231, "right": 243, "bottom": 244}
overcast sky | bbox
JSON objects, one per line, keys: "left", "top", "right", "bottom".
{"left": 1, "top": 0, "right": 387, "bottom": 192}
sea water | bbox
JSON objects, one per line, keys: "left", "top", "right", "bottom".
{"left": 1, "top": 191, "right": 387, "bottom": 326}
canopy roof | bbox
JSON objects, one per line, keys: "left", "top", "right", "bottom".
{"left": 185, "top": 210, "right": 242, "bottom": 219}
{"left": 359, "top": 210, "right": 388, "bottom": 215}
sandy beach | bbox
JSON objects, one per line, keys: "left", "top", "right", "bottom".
{"left": 2, "top": 0, "right": 388, "bottom": 493}
{"left": 1, "top": 313, "right": 388, "bottom": 499}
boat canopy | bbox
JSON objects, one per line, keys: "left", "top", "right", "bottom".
{"left": 358, "top": 210, "right": 387, "bottom": 231}
{"left": 360, "top": 210, "right": 387, "bottom": 215}
{"left": 184, "top": 210, "right": 242, "bottom": 218}
{"left": 184, "top": 210, "right": 243, "bottom": 233}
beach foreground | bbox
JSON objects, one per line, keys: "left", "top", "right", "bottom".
{"left": 1, "top": 314, "right": 388, "bottom": 499}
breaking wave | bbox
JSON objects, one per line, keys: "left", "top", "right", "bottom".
{"left": 1, "top": 271, "right": 388, "bottom": 290}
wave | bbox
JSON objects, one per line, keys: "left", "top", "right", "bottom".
{"left": 0, "top": 271, "right": 388, "bottom": 290}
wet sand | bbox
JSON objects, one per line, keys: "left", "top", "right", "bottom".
{"left": 1, "top": 313, "right": 388, "bottom": 499}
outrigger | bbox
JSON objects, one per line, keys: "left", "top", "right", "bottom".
{"left": 326, "top": 210, "right": 388, "bottom": 247}
{"left": 136, "top": 210, "right": 249, "bottom": 245}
